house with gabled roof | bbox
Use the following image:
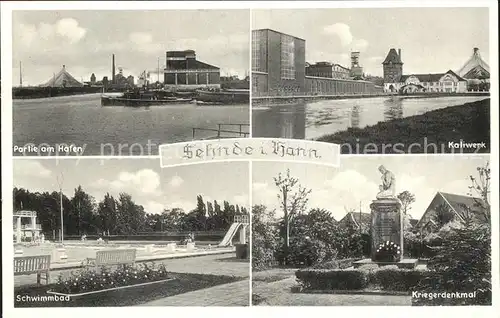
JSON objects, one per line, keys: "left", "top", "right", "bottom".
{"left": 338, "top": 212, "right": 371, "bottom": 234}
{"left": 414, "top": 192, "right": 488, "bottom": 235}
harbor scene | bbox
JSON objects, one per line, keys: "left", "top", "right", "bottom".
{"left": 13, "top": 93, "right": 249, "bottom": 156}
{"left": 12, "top": 10, "right": 250, "bottom": 156}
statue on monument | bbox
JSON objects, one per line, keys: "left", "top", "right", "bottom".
{"left": 376, "top": 165, "right": 396, "bottom": 199}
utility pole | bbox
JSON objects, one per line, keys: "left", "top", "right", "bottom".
{"left": 57, "top": 173, "right": 64, "bottom": 244}
{"left": 157, "top": 57, "right": 160, "bottom": 83}
{"left": 19, "top": 61, "right": 23, "bottom": 87}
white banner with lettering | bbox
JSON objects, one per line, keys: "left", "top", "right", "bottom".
{"left": 159, "top": 138, "right": 340, "bottom": 168}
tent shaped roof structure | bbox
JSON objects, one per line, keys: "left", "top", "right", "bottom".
{"left": 41, "top": 65, "right": 83, "bottom": 87}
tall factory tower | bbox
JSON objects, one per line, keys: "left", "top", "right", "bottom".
{"left": 112, "top": 54, "right": 116, "bottom": 84}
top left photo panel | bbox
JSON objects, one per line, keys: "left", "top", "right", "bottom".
{"left": 11, "top": 9, "right": 250, "bottom": 157}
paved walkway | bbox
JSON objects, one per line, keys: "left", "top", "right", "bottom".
{"left": 252, "top": 270, "right": 412, "bottom": 306}
{"left": 142, "top": 280, "right": 250, "bottom": 306}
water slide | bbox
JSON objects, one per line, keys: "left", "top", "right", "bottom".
{"left": 218, "top": 223, "right": 242, "bottom": 247}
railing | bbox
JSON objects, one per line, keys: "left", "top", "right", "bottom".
{"left": 192, "top": 123, "right": 250, "bottom": 140}
{"left": 14, "top": 224, "right": 42, "bottom": 230}
{"left": 13, "top": 210, "right": 37, "bottom": 217}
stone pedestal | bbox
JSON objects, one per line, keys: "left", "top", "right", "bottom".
{"left": 52, "top": 248, "right": 68, "bottom": 263}
{"left": 370, "top": 198, "right": 403, "bottom": 262}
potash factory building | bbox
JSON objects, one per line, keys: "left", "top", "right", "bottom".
{"left": 251, "top": 28, "right": 382, "bottom": 97}
{"left": 164, "top": 50, "right": 221, "bottom": 90}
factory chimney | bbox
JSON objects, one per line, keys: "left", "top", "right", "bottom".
{"left": 112, "top": 54, "right": 116, "bottom": 84}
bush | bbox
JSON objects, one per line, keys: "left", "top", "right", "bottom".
{"left": 416, "top": 223, "right": 491, "bottom": 305}
{"left": 373, "top": 268, "right": 428, "bottom": 291}
{"left": 295, "top": 269, "right": 368, "bottom": 290}
{"left": 252, "top": 236, "right": 278, "bottom": 270}
{"left": 285, "top": 237, "right": 334, "bottom": 267}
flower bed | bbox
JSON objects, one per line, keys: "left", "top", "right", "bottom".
{"left": 374, "top": 241, "right": 401, "bottom": 262}
{"left": 50, "top": 262, "right": 171, "bottom": 295}
{"left": 15, "top": 272, "right": 242, "bottom": 307}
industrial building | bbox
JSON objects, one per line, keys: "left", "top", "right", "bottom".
{"left": 252, "top": 29, "right": 379, "bottom": 96}
{"left": 164, "top": 50, "right": 221, "bottom": 90}
{"left": 306, "top": 62, "right": 351, "bottom": 79}
{"left": 252, "top": 29, "right": 306, "bottom": 96}
{"left": 41, "top": 65, "right": 83, "bottom": 88}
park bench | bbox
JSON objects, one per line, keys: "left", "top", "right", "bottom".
{"left": 14, "top": 255, "right": 51, "bottom": 285}
{"left": 86, "top": 249, "right": 137, "bottom": 270}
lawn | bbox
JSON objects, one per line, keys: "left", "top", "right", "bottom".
{"left": 14, "top": 272, "right": 243, "bottom": 307}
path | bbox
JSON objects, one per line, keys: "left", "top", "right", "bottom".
{"left": 141, "top": 280, "right": 250, "bottom": 306}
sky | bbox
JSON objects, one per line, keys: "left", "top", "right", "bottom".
{"left": 253, "top": 155, "right": 490, "bottom": 222}
{"left": 252, "top": 8, "right": 490, "bottom": 76}
{"left": 12, "top": 10, "right": 250, "bottom": 86}
{"left": 13, "top": 159, "right": 249, "bottom": 215}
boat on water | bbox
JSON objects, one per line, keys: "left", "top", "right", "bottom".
{"left": 195, "top": 89, "right": 249, "bottom": 105}
{"left": 101, "top": 89, "right": 192, "bottom": 107}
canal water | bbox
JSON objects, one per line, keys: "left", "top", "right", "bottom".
{"left": 13, "top": 94, "right": 249, "bottom": 156}
{"left": 252, "top": 96, "right": 489, "bottom": 140}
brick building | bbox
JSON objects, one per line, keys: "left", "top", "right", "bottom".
{"left": 164, "top": 50, "right": 220, "bottom": 90}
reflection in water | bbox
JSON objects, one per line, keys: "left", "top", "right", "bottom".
{"left": 252, "top": 96, "right": 489, "bottom": 140}
{"left": 383, "top": 98, "right": 404, "bottom": 121}
{"left": 350, "top": 105, "right": 361, "bottom": 128}
{"left": 252, "top": 104, "right": 306, "bottom": 139}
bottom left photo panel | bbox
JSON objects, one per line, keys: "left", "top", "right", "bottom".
{"left": 12, "top": 158, "right": 250, "bottom": 307}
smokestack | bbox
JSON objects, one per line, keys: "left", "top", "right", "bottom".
{"left": 112, "top": 54, "right": 116, "bottom": 84}
{"left": 398, "top": 49, "right": 401, "bottom": 60}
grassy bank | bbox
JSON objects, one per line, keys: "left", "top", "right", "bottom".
{"left": 317, "top": 99, "right": 490, "bottom": 154}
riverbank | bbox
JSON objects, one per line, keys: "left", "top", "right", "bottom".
{"left": 13, "top": 87, "right": 104, "bottom": 99}
{"left": 316, "top": 99, "right": 490, "bottom": 154}
{"left": 252, "top": 92, "right": 490, "bottom": 107}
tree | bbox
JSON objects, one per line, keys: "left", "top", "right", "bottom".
{"left": 70, "top": 186, "right": 97, "bottom": 235}
{"left": 398, "top": 191, "right": 415, "bottom": 215}
{"left": 398, "top": 190, "right": 416, "bottom": 232}
{"left": 274, "top": 169, "right": 312, "bottom": 263}
{"left": 97, "top": 193, "right": 117, "bottom": 235}
{"left": 252, "top": 205, "right": 279, "bottom": 270}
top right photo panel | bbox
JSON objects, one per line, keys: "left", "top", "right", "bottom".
{"left": 251, "top": 8, "right": 491, "bottom": 154}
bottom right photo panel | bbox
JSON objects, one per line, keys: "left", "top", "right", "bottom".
{"left": 251, "top": 155, "right": 491, "bottom": 306}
